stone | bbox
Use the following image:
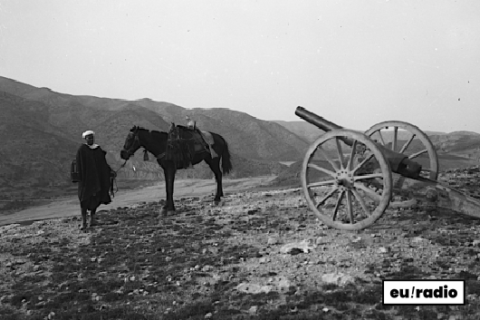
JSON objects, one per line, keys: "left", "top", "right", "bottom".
{"left": 280, "top": 239, "right": 315, "bottom": 254}
{"left": 259, "top": 257, "right": 269, "bottom": 264}
{"left": 236, "top": 283, "right": 274, "bottom": 294}
{"left": 378, "top": 247, "right": 389, "bottom": 254}
{"left": 412, "top": 236, "right": 426, "bottom": 243}
{"left": 315, "top": 237, "right": 326, "bottom": 245}
{"left": 276, "top": 277, "right": 294, "bottom": 292}
{"left": 202, "top": 265, "right": 213, "bottom": 272}
{"left": 321, "top": 272, "right": 355, "bottom": 286}
{"left": 267, "top": 237, "right": 279, "bottom": 245}
{"left": 248, "top": 306, "right": 258, "bottom": 314}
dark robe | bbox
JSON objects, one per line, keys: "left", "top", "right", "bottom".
{"left": 76, "top": 144, "right": 112, "bottom": 210}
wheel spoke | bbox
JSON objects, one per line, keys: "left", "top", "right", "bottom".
{"left": 335, "top": 138, "right": 345, "bottom": 169}
{"left": 307, "top": 179, "right": 337, "bottom": 188}
{"left": 316, "top": 146, "right": 340, "bottom": 171}
{"left": 315, "top": 186, "right": 338, "bottom": 208}
{"left": 346, "top": 191, "right": 354, "bottom": 224}
{"left": 408, "top": 148, "right": 428, "bottom": 160}
{"left": 354, "top": 182, "right": 382, "bottom": 202}
{"left": 347, "top": 139, "right": 358, "bottom": 171}
{"left": 375, "top": 130, "right": 386, "bottom": 146}
{"left": 351, "top": 188, "right": 371, "bottom": 218}
{"left": 392, "top": 127, "right": 398, "bottom": 151}
{"left": 307, "top": 163, "right": 336, "bottom": 177}
{"left": 399, "top": 134, "right": 416, "bottom": 154}
{"left": 354, "top": 173, "right": 384, "bottom": 181}
{"left": 332, "top": 190, "right": 345, "bottom": 221}
{"left": 352, "top": 153, "right": 375, "bottom": 174}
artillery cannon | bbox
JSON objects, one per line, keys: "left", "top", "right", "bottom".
{"left": 296, "top": 106, "right": 480, "bottom": 230}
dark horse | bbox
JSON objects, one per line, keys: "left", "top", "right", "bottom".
{"left": 120, "top": 126, "right": 232, "bottom": 215}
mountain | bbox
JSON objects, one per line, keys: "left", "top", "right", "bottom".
{"left": 274, "top": 120, "right": 322, "bottom": 143}
{"left": 429, "top": 133, "right": 480, "bottom": 163}
{"left": 134, "top": 101, "right": 309, "bottom": 161}
{"left": 2, "top": 74, "right": 479, "bottom": 206}
{"left": 0, "top": 91, "right": 78, "bottom": 187}
{"left": 0, "top": 76, "right": 309, "bottom": 202}
{"left": 0, "top": 77, "right": 309, "bottom": 162}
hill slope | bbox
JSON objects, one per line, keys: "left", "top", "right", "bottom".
{"left": 0, "top": 76, "right": 309, "bottom": 201}
{"left": 135, "top": 101, "right": 309, "bottom": 161}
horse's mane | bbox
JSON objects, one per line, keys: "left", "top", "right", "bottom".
{"left": 132, "top": 126, "right": 167, "bottom": 139}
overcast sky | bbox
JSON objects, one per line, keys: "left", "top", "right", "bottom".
{"left": 1, "top": 0, "right": 479, "bottom": 132}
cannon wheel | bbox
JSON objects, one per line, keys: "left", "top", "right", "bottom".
{"left": 302, "top": 129, "right": 393, "bottom": 230}
{"left": 365, "top": 121, "right": 438, "bottom": 179}
{"left": 365, "top": 121, "right": 439, "bottom": 207}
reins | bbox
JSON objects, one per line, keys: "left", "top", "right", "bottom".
{"left": 110, "top": 159, "right": 128, "bottom": 198}
{"left": 111, "top": 128, "right": 155, "bottom": 197}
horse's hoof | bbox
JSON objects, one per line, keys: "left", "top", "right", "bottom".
{"left": 214, "top": 200, "right": 221, "bottom": 206}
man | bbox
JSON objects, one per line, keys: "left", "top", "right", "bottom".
{"left": 76, "top": 130, "right": 114, "bottom": 230}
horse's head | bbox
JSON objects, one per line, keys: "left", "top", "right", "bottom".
{"left": 120, "top": 126, "right": 142, "bottom": 160}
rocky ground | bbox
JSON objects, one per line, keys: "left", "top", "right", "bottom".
{"left": 2, "top": 167, "right": 480, "bottom": 319}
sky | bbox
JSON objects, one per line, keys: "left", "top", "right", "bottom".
{"left": 1, "top": 0, "right": 480, "bottom": 133}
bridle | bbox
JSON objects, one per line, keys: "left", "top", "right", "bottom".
{"left": 123, "top": 127, "right": 153, "bottom": 162}
{"left": 110, "top": 129, "right": 141, "bottom": 198}
{"left": 122, "top": 129, "right": 141, "bottom": 158}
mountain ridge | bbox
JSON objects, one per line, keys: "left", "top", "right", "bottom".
{"left": 0, "top": 76, "right": 307, "bottom": 204}
{"left": 1, "top": 75, "right": 480, "bottom": 207}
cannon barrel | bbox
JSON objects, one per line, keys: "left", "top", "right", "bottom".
{"left": 295, "top": 106, "right": 356, "bottom": 146}
{"left": 295, "top": 106, "right": 422, "bottom": 179}
{"left": 295, "top": 106, "right": 344, "bottom": 133}
{"left": 295, "top": 106, "right": 358, "bottom": 147}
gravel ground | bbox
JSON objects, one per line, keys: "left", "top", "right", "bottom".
{"left": 1, "top": 169, "right": 480, "bottom": 319}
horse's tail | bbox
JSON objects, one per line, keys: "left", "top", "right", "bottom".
{"left": 218, "top": 134, "right": 232, "bottom": 175}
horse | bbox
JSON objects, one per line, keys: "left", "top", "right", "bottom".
{"left": 120, "top": 125, "right": 232, "bottom": 215}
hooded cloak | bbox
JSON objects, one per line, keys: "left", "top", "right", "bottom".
{"left": 76, "top": 143, "right": 112, "bottom": 210}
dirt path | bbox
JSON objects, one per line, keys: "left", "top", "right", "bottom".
{"left": 0, "top": 176, "right": 276, "bottom": 226}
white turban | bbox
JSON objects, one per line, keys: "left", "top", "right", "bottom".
{"left": 82, "top": 130, "right": 95, "bottom": 139}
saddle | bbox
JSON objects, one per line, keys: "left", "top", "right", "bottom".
{"left": 164, "top": 124, "right": 218, "bottom": 169}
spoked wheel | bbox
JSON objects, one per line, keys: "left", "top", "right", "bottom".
{"left": 302, "top": 129, "right": 393, "bottom": 230}
{"left": 365, "top": 121, "right": 439, "bottom": 180}
{"left": 365, "top": 121, "right": 439, "bottom": 206}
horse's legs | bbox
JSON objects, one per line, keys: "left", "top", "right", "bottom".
{"left": 205, "top": 156, "right": 223, "bottom": 203}
{"left": 162, "top": 162, "right": 176, "bottom": 215}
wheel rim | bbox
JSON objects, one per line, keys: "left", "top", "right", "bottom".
{"left": 301, "top": 129, "right": 392, "bottom": 230}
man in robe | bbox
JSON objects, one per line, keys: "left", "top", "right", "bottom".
{"left": 76, "top": 130, "right": 114, "bottom": 230}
